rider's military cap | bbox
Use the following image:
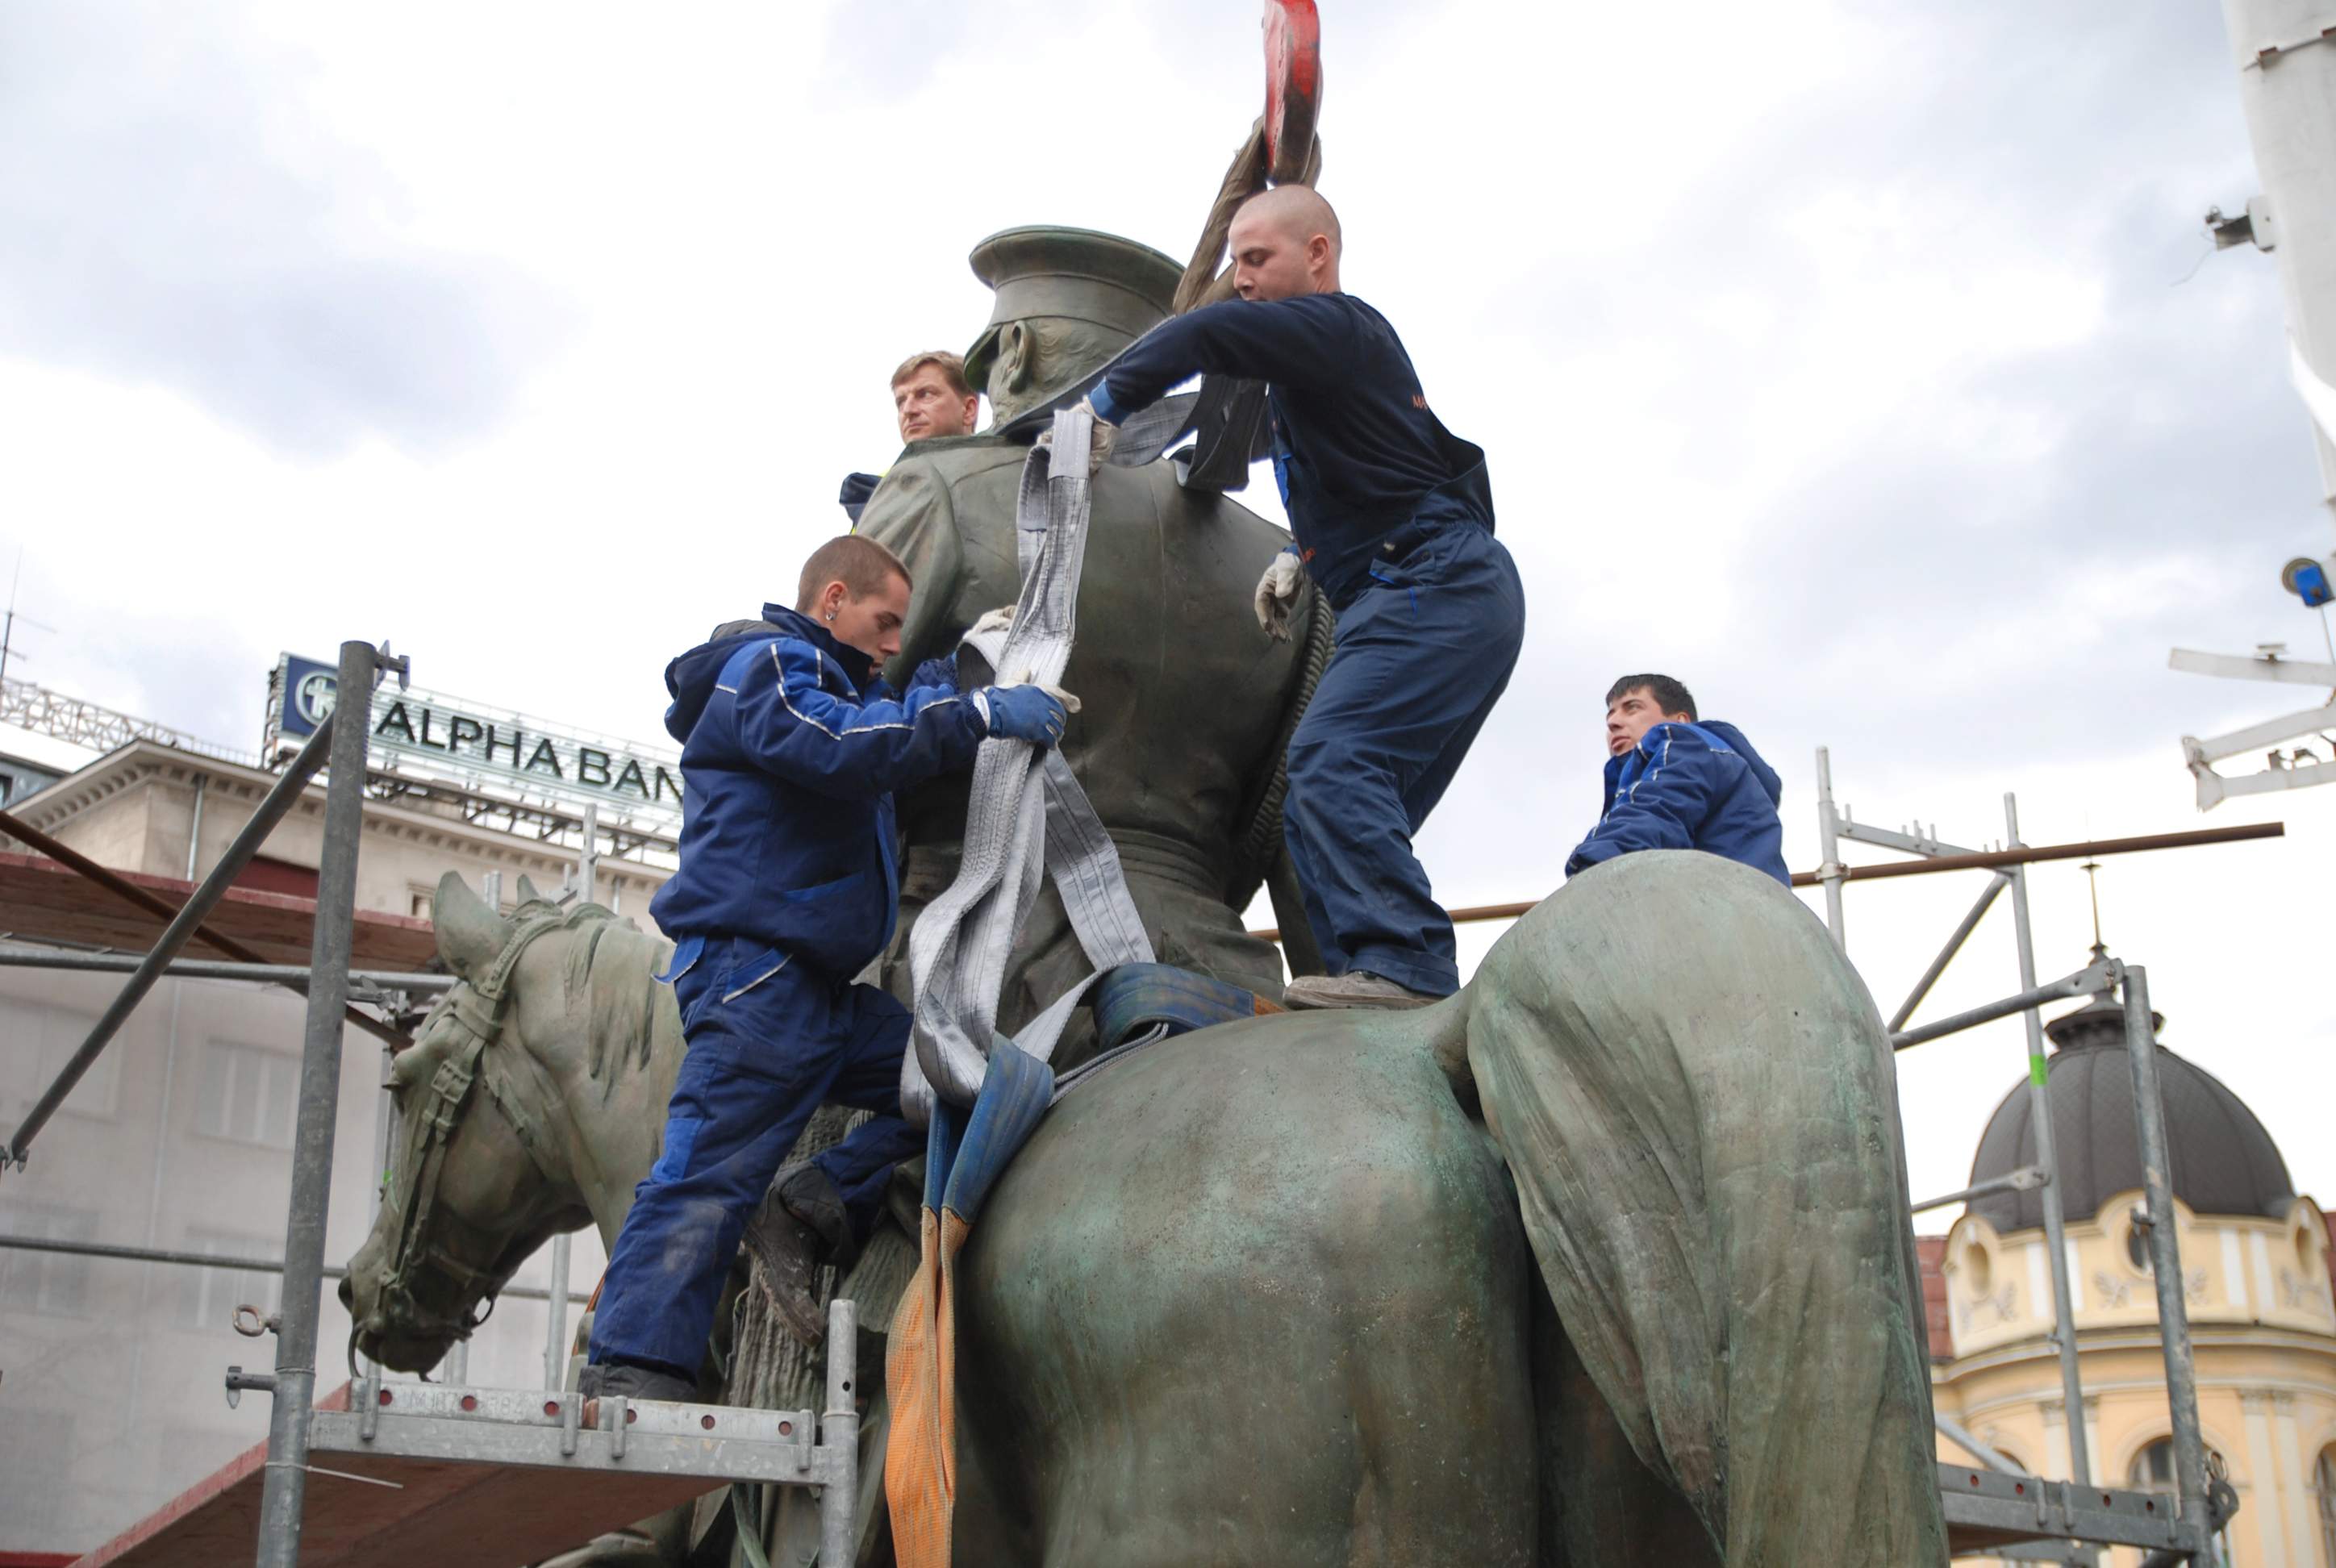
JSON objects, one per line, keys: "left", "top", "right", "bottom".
{"left": 962, "top": 227, "right": 1183, "bottom": 393}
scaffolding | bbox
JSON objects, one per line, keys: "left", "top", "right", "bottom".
{"left": 1814, "top": 746, "right": 2257, "bottom": 1564}
{"left": 0, "top": 642, "right": 855, "bottom": 1568}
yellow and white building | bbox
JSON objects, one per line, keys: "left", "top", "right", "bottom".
{"left": 1929, "top": 992, "right": 2336, "bottom": 1566}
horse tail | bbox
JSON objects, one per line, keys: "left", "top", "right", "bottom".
{"left": 1453, "top": 852, "right": 1949, "bottom": 1566}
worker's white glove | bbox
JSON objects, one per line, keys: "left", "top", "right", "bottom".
{"left": 969, "top": 604, "right": 1016, "bottom": 643}
{"left": 1035, "top": 406, "right": 1114, "bottom": 476}
{"left": 1253, "top": 551, "right": 1304, "bottom": 641}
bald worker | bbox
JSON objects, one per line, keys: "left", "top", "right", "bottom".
{"left": 1086, "top": 188, "right": 1525, "bottom": 1010}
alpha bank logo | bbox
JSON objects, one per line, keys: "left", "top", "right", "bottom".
{"left": 295, "top": 670, "right": 337, "bottom": 727}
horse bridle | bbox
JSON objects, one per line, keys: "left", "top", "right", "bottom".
{"left": 373, "top": 909, "right": 581, "bottom": 1347}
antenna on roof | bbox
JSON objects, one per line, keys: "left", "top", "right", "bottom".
{"left": 2082, "top": 857, "right": 2107, "bottom": 965}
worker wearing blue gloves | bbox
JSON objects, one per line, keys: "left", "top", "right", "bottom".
{"left": 1565, "top": 673, "right": 1789, "bottom": 886}
{"left": 1084, "top": 186, "right": 1525, "bottom": 1011}
{"left": 584, "top": 536, "right": 1067, "bottom": 1403}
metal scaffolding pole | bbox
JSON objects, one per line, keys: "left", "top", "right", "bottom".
{"left": 2007, "top": 794, "right": 2093, "bottom": 1491}
{"left": 0, "top": 1231, "right": 555, "bottom": 1299}
{"left": 2122, "top": 965, "right": 2213, "bottom": 1545}
{"left": 256, "top": 640, "right": 377, "bottom": 1568}
{"left": 1888, "top": 958, "right": 2115, "bottom": 1049}
{"left": 1888, "top": 872, "right": 2008, "bottom": 1033}
{"left": 0, "top": 946, "right": 456, "bottom": 992}
{"left": 4, "top": 711, "right": 339, "bottom": 1170}
{"left": 1814, "top": 745, "right": 1846, "bottom": 948}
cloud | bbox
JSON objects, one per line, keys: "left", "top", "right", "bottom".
{"left": 0, "top": 4, "right": 565, "bottom": 457}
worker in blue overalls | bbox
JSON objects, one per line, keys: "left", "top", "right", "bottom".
{"left": 582, "top": 535, "right": 1067, "bottom": 1405}
{"left": 1564, "top": 673, "right": 1790, "bottom": 886}
{"left": 1086, "top": 186, "right": 1526, "bottom": 1010}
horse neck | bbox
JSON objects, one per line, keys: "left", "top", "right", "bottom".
{"left": 511, "top": 977, "right": 684, "bottom": 1252}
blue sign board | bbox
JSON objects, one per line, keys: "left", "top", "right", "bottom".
{"left": 277, "top": 653, "right": 340, "bottom": 739}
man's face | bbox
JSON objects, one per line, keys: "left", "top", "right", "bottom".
{"left": 820, "top": 573, "right": 913, "bottom": 667}
{"left": 894, "top": 366, "right": 978, "bottom": 444}
{"left": 1228, "top": 208, "right": 1324, "bottom": 302}
{"left": 1605, "top": 687, "right": 1692, "bottom": 758}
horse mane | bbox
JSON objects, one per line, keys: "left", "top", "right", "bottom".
{"left": 503, "top": 898, "right": 673, "bottom": 1091}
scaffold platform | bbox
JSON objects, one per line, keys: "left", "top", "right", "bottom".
{"left": 69, "top": 1353, "right": 857, "bottom": 1568}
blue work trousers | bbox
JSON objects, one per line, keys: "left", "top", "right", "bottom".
{"left": 1283, "top": 521, "right": 1525, "bottom": 997}
{"left": 588, "top": 936, "right": 922, "bottom": 1378}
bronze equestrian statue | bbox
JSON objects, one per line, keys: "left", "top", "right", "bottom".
{"left": 344, "top": 853, "right": 1947, "bottom": 1566}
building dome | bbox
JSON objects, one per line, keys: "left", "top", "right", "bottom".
{"left": 1966, "top": 991, "right": 2293, "bottom": 1232}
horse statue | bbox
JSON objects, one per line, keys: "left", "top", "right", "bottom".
{"left": 343, "top": 854, "right": 1949, "bottom": 1566}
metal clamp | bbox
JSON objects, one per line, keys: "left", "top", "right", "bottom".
{"left": 225, "top": 1366, "right": 277, "bottom": 1410}
{"left": 233, "top": 1303, "right": 280, "bottom": 1338}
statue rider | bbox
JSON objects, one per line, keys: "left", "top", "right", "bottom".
{"left": 857, "top": 227, "right": 1310, "bottom": 1050}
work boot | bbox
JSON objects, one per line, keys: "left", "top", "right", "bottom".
{"left": 1281, "top": 970, "right": 1441, "bottom": 1011}
{"left": 578, "top": 1359, "right": 696, "bottom": 1427}
{"left": 743, "top": 1166, "right": 853, "bottom": 1348}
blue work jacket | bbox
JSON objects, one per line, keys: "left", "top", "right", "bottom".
{"left": 647, "top": 605, "right": 986, "bottom": 978}
{"left": 1565, "top": 720, "right": 1790, "bottom": 887}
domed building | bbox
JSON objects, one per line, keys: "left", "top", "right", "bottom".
{"left": 1928, "top": 984, "right": 2336, "bottom": 1566}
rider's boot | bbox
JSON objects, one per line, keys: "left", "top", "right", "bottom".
{"left": 744, "top": 1164, "right": 857, "bottom": 1347}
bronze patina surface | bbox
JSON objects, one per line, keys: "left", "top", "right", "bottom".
{"left": 859, "top": 227, "right": 1309, "bottom": 1044}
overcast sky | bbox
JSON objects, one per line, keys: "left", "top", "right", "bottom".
{"left": 2, "top": 0, "right": 2329, "bottom": 1218}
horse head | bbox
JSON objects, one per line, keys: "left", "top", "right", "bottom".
{"left": 340, "top": 872, "right": 675, "bottom": 1373}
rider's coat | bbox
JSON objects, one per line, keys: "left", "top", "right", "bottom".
{"left": 647, "top": 603, "right": 987, "bottom": 978}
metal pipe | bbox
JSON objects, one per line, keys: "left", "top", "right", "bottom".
{"left": 544, "top": 1232, "right": 572, "bottom": 1391}
{"left": 1935, "top": 1411, "right": 2029, "bottom": 1474}
{"left": 5, "top": 711, "right": 340, "bottom": 1170}
{"left": 0, "top": 805, "right": 407, "bottom": 1050}
{"left": 2121, "top": 965, "right": 2212, "bottom": 1543}
{"left": 186, "top": 774, "right": 207, "bottom": 881}
{"left": 1910, "top": 1163, "right": 2046, "bottom": 1215}
{"left": 1888, "top": 959, "right": 2117, "bottom": 1050}
{"left": 0, "top": 947, "right": 456, "bottom": 991}
{"left": 0, "top": 1231, "right": 553, "bottom": 1300}
{"left": 1888, "top": 872, "right": 2009, "bottom": 1032}
{"left": 1787, "top": 821, "right": 2283, "bottom": 886}
{"left": 578, "top": 803, "right": 599, "bottom": 904}
{"left": 257, "top": 640, "right": 375, "bottom": 1568}
{"left": 820, "top": 1295, "right": 860, "bottom": 1568}
{"left": 2007, "top": 794, "right": 2092, "bottom": 1489}
{"left": 1815, "top": 745, "right": 1846, "bottom": 948}
{"left": 1243, "top": 822, "right": 2286, "bottom": 940}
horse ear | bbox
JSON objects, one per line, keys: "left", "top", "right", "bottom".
{"left": 433, "top": 872, "right": 512, "bottom": 982}
{"left": 515, "top": 874, "right": 546, "bottom": 907}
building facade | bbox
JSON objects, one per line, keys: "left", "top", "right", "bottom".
{"left": 1928, "top": 992, "right": 2336, "bottom": 1566}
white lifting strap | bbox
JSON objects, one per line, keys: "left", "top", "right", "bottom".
{"left": 901, "top": 407, "right": 1154, "bottom": 1126}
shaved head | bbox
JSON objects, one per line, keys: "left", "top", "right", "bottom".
{"left": 1227, "top": 186, "right": 1343, "bottom": 301}
{"left": 1236, "top": 186, "right": 1342, "bottom": 254}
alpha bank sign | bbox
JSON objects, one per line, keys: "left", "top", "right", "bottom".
{"left": 269, "top": 653, "right": 682, "bottom": 828}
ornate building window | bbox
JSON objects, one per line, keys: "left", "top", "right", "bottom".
{"left": 2130, "top": 1439, "right": 2234, "bottom": 1566}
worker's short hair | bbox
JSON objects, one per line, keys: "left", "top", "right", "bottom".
{"left": 1605, "top": 673, "right": 1696, "bottom": 721}
{"left": 796, "top": 535, "right": 911, "bottom": 613}
{"left": 890, "top": 350, "right": 974, "bottom": 399}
